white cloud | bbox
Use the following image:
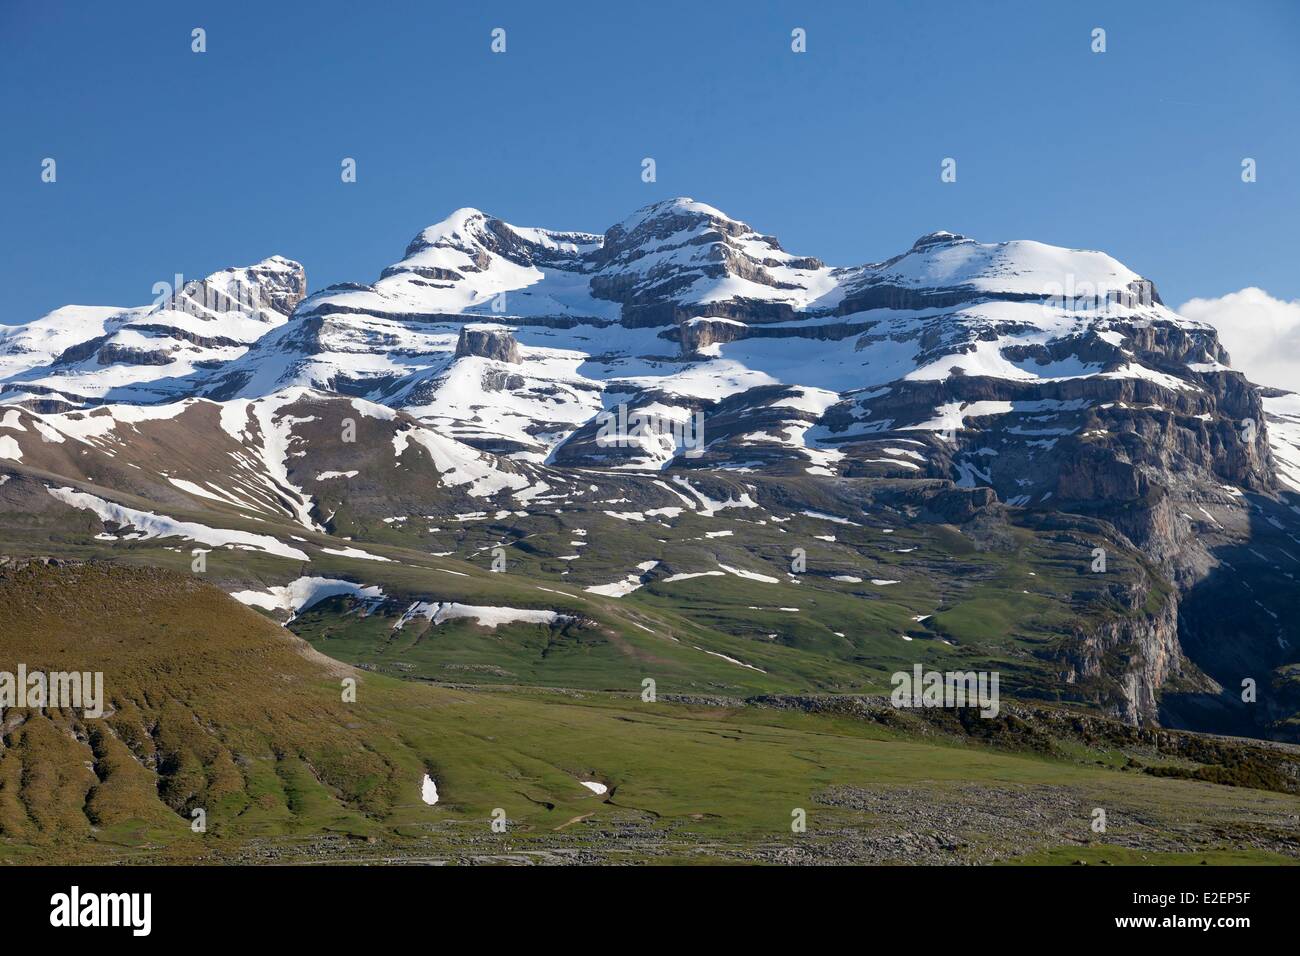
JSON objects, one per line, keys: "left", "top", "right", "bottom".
{"left": 1178, "top": 288, "right": 1300, "bottom": 392}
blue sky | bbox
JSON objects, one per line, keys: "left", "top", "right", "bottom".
{"left": 2, "top": 0, "right": 1297, "bottom": 323}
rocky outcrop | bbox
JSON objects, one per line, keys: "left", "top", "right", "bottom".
{"left": 95, "top": 343, "right": 173, "bottom": 366}
{"left": 455, "top": 326, "right": 521, "bottom": 363}
{"left": 923, "top": 486, "right": 998, "bottom": 523}
{"left": 679, "top": 317, "right": 748, "bottom": 353}
{"left": 677, "top": 313, "right": 882, "bottom": 354}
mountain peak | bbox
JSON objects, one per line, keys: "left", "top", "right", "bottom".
{"left": 251, "top": 254, "right": 306, "bottom": 272}
{"left": 406, "top": 207, "right": 493, "bottom": 252}
{"left": 611, "top": 197, "right": 742, "bottom": 237}
{"left": 910, "top": 230, "right": 969, "bottom": 250}
{"left": 157, "top": 257, "right": 307, "bottom": 321}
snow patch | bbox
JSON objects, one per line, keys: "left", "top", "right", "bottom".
{"left": 48, "top": 486, "right": 310, "bottom": 560}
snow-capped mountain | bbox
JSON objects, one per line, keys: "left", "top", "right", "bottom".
{"left": 0, "top": 256, "right": 305, "bottom": 410}
{"left": 0, "top": 197, "right": 1290, "bottom": 511}
{"left": 2, "top": 198, "right": 1297, "bottom": 734}
{"left": 0, "top": 198, "right": 1286, "bottom": 495}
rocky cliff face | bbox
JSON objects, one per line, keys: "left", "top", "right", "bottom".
{"left": 1055, "top": 584, "right": 1199, "bottom": 725}
{"left": 454, "top": 326, "right": 521, "bottom": 363}
{"left": 167, "top": 256, "right": 308, "bottom": 319}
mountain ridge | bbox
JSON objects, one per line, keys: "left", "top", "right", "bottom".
{"left": 1, "top": 198, "right": 1297, "bottom": 740}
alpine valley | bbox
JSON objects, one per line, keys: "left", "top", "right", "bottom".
{"left": 2, "top": 199, "right": 1299, "bottom": 865}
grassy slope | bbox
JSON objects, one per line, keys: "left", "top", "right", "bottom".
{"left": 285, "top": 501, "right": 1168, "bottom": 713}
{"left": 3, "top": 462, "right": 1170, "bottom": 711}
{"left": 0, "top": 563, "right": 1294, "bottom": 865}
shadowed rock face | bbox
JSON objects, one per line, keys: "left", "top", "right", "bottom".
{"left": 454, "top": 326, "right": 521, "bottom": 363}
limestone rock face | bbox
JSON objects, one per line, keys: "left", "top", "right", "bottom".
{"left": 454, "top": 326, "right": 521, "bottom": 364}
